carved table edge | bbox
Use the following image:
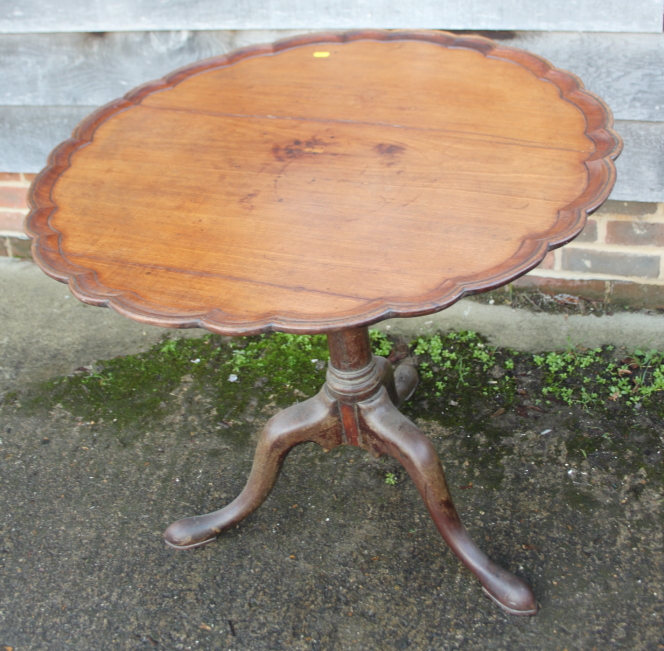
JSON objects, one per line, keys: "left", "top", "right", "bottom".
{"left": 25, "top": 29, "right": 622, "bottom": 337}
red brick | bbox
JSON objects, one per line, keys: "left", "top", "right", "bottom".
{"left": 0, "top": 172, "right": 22, "bottom": 182}
{"left": 0, "top": 211, "right": 27, "bottom": 232}
{"left": 596, "top": 200, "right": 657, "bottom": 218}
{"left": 533, "top": 251, "right": 555, "bottom": 270}
{"left": 610, "top": 281, "right": 664, "bottom": 310}
{"left": 0, "top": 186, "right": 28, "bottom": 210}
{"left": 511, "top": 276, "right": 664, "bottom": 309}
{"left": 574, "top": 219, "right": 597, "bottom": 243}
{"left": 0, "top": 237, "right": 32, "bottom": 259}
{"left": 606, "top": 221, "right": 664, "bottom": 247}
{"left": 7, "top": 237, "right": 32, "bottom": 259}
{"left": 562, "top": 248, "right": 660, "bottom": 279}
{"left": 513, "top": 276, "right": 608, "bottom": 301}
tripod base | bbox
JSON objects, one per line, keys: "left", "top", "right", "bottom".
{"left": 164, "top": 328, "right": 537, "bottom": 616}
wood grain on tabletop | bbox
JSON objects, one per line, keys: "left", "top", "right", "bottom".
{"left": 27, "top": 32, "right": 620, "bottom": 334}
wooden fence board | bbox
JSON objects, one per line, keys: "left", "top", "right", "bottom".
{"left": 0, "top": 30, "right": 306, "bottom": 106}
{"left": 0, "top": 106, "right": 92, "bottom": 173}
{"left": 1, "top": 30, "right": 663, "bottom": 121}
{"left": 1, "top": 0, "right": 662, "bottom": 34}
{"left": 612, "top": 121, "right": 664, "bottom": 202}
{"left": 502, "top": 32, "right": 664, "bottom": 123}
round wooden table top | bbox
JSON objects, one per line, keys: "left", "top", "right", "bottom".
{"left": 27, "top": 30, "right": 621, "bottom": 335}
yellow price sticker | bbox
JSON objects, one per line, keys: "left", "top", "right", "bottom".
{"left": 313, "top": 51, "right": 330, "bottom": 58}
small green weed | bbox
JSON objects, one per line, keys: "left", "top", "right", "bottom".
{"left": 533, "top": 346, "right": 664, "bottom": 410}
{"left": 369, "top": 329, "right": 393, "bottom": 357}
{"left": 413, "top": 331, "right": 516, "bottom": 400}
{"left": 385, "top": 472, "right": 397, "bottom": 485}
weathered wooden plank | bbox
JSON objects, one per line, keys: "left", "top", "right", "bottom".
{"left": 0, "top": 108, "right": 661, "bottom": 202}
{"left": 2, "top": 30, "right": 664, "bottom": 122}
{"left": 0, "top": 106, "right": 92, "bottom": 172}
{"left": 0, "top": 30, "right": 307, "bottom": 106}
{"left": 612, "top": 121, "right": 664, "bottom": 202}
{"left": 503, "top": 32, "right": 664, "bottom": 123}
{"left": 1, "top": 0, "right": 662, "bottom": 34}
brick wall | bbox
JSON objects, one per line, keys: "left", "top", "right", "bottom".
{"left": 518, "top": 200, "right": 664, "bottom": 308}
{"left": 2, "top": 172, "right": 664, "bottom": 308}
{"left": 0, "top": 172, "right": 33, "bottom": 259}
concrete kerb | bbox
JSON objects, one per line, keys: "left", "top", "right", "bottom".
{"left": 376, "top": 300, "right": 664, "bottom": 353}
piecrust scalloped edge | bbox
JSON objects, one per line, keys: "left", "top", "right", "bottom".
{"left": 25, "top": 29, "right": 622, "bottom": 336}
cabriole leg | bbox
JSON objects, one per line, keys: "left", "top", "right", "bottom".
{"left": 375, "top": 355, "right": 419, "bottom": 408}
{"left": 358, "top": 388, "right": 537, "bottom": 616}
{"left": 164, "top": 389, "right": 342, "bottom": 549}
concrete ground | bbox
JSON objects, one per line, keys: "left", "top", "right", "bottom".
{"left": 1, "top": 259, "right": 663, "bottom": 651}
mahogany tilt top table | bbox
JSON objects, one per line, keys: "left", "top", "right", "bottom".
{"left": 26, "top": 30, "right": 621, "bottom": 616}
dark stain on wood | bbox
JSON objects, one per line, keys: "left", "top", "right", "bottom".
{"left": 239, "top": 191, "right": 259, "bottom": 209}
{"left": 272, "top": 138, "right": 329, "bottom": 162}
{"left": 374, "top": 143, "right": 405, "bottom": 157}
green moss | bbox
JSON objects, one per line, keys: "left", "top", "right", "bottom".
{"left": 1, "top": 390, "right": 19, "bottom": 406}
{"left": 414, "top": 332, "right": 509, "bottom": 388}
{"left": 9, "top": 329, "right": 663, "bottom": 485}
{"left": 565, "top": 432, "right": 602, "bottom": 459}
{"left": 20, "top": 331, "right": 388, "bottom": 445}
{"left": 369, "top": 330, "right": 393, "bottom": 357}
{"left": 225, "top": 332, "right": 330, "bottom": 401}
